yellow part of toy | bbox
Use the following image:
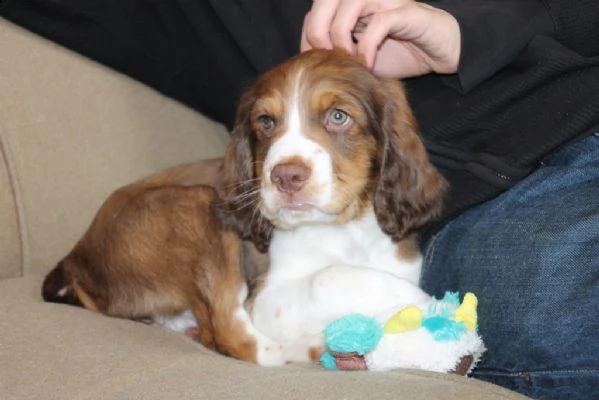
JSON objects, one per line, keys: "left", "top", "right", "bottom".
{"left": 384, "top": 306, "right": 423, "bottom": 334}
{"left": 455, "top": 292, "right": 478, "bottom": 330}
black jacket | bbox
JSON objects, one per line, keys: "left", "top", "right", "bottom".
{"left": 409, "top": 0, "right": 599, "bottom": 237}
{"left": 2, "top": 0, "right": 598, "bottom": 241}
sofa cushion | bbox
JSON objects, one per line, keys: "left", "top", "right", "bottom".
{"left": 0, "top": 276, "right": 528, "bottom": 400}
{"left": 0, "top": 19, "right": 230, "bottom": 277}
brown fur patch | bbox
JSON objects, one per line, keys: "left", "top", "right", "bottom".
{"left": 71, "top": 281, "right": 100, "bottom": 313}
{"left": 309, "top": 345, "right": 325, "bottom": 363}
{"left": 396, "top": 235, "right": 421, "bottom": 261}
{"left": 42, "top": 159, "right": 263, "bottom": 363}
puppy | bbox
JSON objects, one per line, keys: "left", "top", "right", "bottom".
{"left": 43, "top": 49, "right": 446, "bottom": 366}
{"left": 42, "top": 158, "right": 317, "bottom": 365}
{"left": 217, "top": 49, "right": 447, "bottom": 343}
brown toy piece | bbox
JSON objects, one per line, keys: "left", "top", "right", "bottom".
{"left": 330, "top": 352, "right": 474, "bottom": 375}
{"left": 329, "top": 351, "right": 368, "bottom": 370}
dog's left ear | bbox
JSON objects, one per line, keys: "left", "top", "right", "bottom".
{"left": 215, "top": 88, "right": 274, "bottom": 253}
{"left": 372, "top": 79, "right": 448, "bottom": 242}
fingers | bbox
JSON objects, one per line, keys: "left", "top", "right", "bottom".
{"left": 300, "top": 12, "right": 312, "bottom": 52}
{"left": 357, "top": 4, "right": 461, "bottom": 74}
{"left": 329, "top": 1, "right": 367, "bottom": 54}
{"left": 301, "top": 0, "right": 341, "bottom": 51}
{"left": 302, "top": 0, "right": 408, "bottom": 53}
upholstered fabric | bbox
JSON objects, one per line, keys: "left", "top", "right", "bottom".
{"left": 0, "top": 20, "right": 229, "bottom": 277}
{"left": 0, "top": 276, "right": 526, "bottom": 400}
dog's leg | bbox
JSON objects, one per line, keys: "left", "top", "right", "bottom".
{"left": 202, "top": 281, "right": 323, "bottom": 366}
{"left": 187, "top": 296, "right": 216, "bottom": 349}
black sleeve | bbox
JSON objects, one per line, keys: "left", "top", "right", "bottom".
{"left": 422, "top": 0, "right": 599, "bottom": 92}
{"left": 542, "top": 0, "right": 599, "bottom": 57}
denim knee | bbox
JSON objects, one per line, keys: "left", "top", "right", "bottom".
{"left": 421, "top": 134, "right": 599, "bottom": 399}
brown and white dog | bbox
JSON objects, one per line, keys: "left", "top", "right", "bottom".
{"left": 42, "top": 49, "right": 447, "bottom": 366}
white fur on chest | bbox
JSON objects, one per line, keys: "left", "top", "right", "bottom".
{"left": 268, "top": 209, "right": 421, "bottom": 283}
{"left": 252, "top": 209, "right": 428, "bottom": 343}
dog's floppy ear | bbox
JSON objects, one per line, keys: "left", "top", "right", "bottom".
{"left": 215, "top": 88, "right": 273, "bottom": 253}
{"left": 372, "top": 79, "right": 448, "bottom": 242}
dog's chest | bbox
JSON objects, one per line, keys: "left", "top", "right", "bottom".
{"left": 251, "top": 212, "right": 424, "bottom": 342}
{"left": 267, "top": 211, "right": 421, "bottom": 284}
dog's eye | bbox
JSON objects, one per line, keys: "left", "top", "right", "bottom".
{"left": 258, "top": 115, "right": 274, "bottom": 129}
{"left": 325, "top": 109, "right": 352, "bottom": 132}
{"left": 330, "top": 109, "right": 349, "bottom": 125}
{"left": 257, "top": 115, "right": 275, "bottom": 137}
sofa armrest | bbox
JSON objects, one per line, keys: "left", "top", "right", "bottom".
{"left": 0, "top": 123, "right": 22, "bottom": 279}
{"left": 0, "top": 19, "right": 230, "bottom": 278}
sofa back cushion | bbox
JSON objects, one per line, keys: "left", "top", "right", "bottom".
{"left": 0, "top": 20, "right": 229, "bottom": 277}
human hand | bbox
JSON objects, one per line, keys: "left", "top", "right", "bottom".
{"left": 301, "top": 0, "right": 461, "bottom": 79}
{"left": 301, "top": 0, "right": 412, "bottom": 54}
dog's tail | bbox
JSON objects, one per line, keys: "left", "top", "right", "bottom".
{"left": 42, "top": 260, "right": 83, "bottom": 307}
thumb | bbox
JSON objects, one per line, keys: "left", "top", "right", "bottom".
{"left": 300, "top": 11, "right": 312, "bottom": 52}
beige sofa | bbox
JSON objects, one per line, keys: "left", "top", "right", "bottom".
{"left": 0, "top": 20, "right": 527, "bottom": 400}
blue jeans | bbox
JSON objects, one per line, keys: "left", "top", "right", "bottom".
{"left": 421, "top": 133, "right": 599, "bottom": 400}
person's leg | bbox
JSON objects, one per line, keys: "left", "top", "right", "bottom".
{"left": 421, "top": 133, "right": 599, "bottom": 399}
{"left": 0, "top": 0, "right": 309, "bottom": 128}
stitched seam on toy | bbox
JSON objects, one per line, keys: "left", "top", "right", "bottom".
{"left": 0, "top": 125, "right": 30, "bottom": 276}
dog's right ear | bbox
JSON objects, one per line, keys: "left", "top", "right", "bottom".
{"left": 215, "top": 88, "right": 273, "bottom": 253}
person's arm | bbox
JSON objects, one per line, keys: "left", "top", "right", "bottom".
{"left": 425, "top": 0, "right": 599, "bottom": 92}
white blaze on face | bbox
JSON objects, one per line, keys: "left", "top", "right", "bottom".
{"left": 260, "top": 69, "right": 334, "bottom": 226}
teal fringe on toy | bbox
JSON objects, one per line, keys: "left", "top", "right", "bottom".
{"left": 320, "top": 352, "right": 337, "bottom": 370}
{"left": 323, "top": 314, "right": 384, "bottom": 354}
{"left": 422, "top": 291, "right": 466, "bottom": 341}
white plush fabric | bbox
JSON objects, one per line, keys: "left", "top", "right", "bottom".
{"left": 365, "top": 328, "right": 486, "bottom": 373}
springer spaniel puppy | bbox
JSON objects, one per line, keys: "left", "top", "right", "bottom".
{"left": 42, "top": 49, "right": 446, "bottom": 366}
{"left": 218, "top": 48, "right": 446, "bottom": 345}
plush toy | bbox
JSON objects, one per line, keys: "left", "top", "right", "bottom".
{"left": 320, "top": 292, "right": 486, "bottom": 375}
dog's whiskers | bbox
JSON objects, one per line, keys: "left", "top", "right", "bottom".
{"left": 226, "top": 177, "right": 260, "bottom": 192}
{"left": 230, "top": 197, "right": 259, "bottom": 212}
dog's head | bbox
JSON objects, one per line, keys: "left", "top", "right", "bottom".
{"left": 217, "top": 49, "right": 446, "bottom": 252}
